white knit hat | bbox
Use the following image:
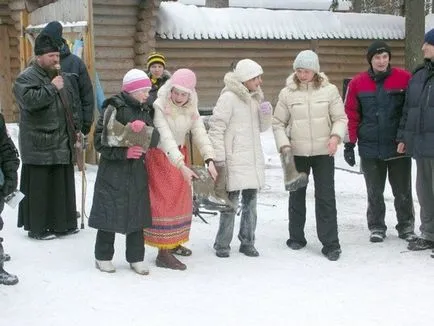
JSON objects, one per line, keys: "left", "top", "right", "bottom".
{"left": 122, "top": 68, "right": 151, "bottom": 93}
{"left": 293, "top": 50, "right": 320, "bottom": 74}
{"left": 234, "top": 59, "right": 263, "bottom": 82}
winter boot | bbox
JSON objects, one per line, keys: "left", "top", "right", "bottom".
{"left": 0, "top": 268, "right": 18, "bottom": 285}
{"left": 130, "top": 261, "right": 150, "bottom": 275}
{"left": 156, "top": 249, "right": 186, "bottom": 271}
{"left": 0, "top": 242, "right": 18, "bottom": 285}
{"left": 239, "top": 245, "right": 260, "bottom": 257}
{"left": 95, "top": 260, "right": 116, "bottom": 273}
{"left": 214, "top": 164, "right": 237, "bottom": 211}
{"left": 280, "top": 149, "right": 308, "bottom": 192}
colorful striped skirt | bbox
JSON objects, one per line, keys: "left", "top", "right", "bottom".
{"left": 144, "top": 146, "right": 192, "bottom": 249}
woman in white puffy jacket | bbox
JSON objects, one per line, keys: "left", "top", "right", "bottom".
{"left": 208, "top": 59, "right": 272, "bottom": 258}
{"left": 272, "top": 50, "right": 347, "bottom": 261}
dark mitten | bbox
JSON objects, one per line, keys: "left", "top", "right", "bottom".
{"left": 344, "top": 143, "right": 356, "bottom": 167}
{"left": 1, "top": 178, "right": 17, "bottom": 197}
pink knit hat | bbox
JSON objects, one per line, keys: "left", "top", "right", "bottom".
{"left": 122, "top": 69, "right": 151, "bottom": 93}
{"left": 171, "top": 68, "right": 197, "bottom": 94}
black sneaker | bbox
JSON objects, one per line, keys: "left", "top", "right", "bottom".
{"left": 239, "top": 245, "right": 259, "bottom": 257}
{"left": 369, "top": 231, "right": 386, "bottom": 243}
{"left": 398, "top": 231, "right": 417, "bottom": 242}
{"left": 28, "top": 231, "right": 56, "bottom": 240}
{"left": 322, "top": 248, "right": 342, "bottom": 261}
{"left": 407, "top": 238, "right": 434, "bottom": 251}
{"left": 286, "top": 239, "right": 307, "bottom": 250}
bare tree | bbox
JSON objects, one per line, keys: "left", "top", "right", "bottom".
{"left": 205, "top": 0, "right": 229, "bottom": 8}
{"left": 405, "top": 0, "right": 425, "bottom": 71}
{"left": 352, "top": 0, "right": 363, "bottom": 12}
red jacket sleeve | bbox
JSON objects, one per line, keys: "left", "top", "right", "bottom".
{"left": 344, "top": 78, "right": 360, "bottom": 144}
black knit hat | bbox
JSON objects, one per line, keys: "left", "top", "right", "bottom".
{"left": 34, "top": 32, "right": 60, "bottom": 55}
{"left": 367, "top": 41, "right": 391, "bottom": 64}
{"left": 41, "top": 21, "right": 63, "bottom": 46}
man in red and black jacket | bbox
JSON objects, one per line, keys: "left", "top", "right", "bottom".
{"left": 344, "top": 41, "right": 415, "bottom": 243}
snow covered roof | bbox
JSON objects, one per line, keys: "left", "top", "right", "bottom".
{"left": 178, "top": 0, "right": 344, "bottom": 11}
{"left": 157, "top": 2, "right": 405, "bottom": 40}
{"left": 26, "top": 21, "right": 88, "bottom": 33}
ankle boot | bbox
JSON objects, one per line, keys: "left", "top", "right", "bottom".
{"left": 156, "top": 249, "right": 186, "bottom": 271}
{"left": 280, "top": 150, "right": 308, "bottom": 191}
{"left": 95, "top": 259, "right": 116, "bottom": 273}
{"left": 130, "top": 261, "right": 149, "bottom": 275}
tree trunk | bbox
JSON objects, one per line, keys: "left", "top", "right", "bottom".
{"left": 205, "top": 0, "right": 229, "bottom": 8}
{"left": 352, "top": 0, "right": 362, "bottom": 12}
{"left": 405, "top": 0, "right": 425, "bottom": 71}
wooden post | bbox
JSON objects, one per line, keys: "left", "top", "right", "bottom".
{"left": 0, "top": 25, "right": 13, "bottom": 120}
{"left": 19, "top": 10, "right": 30, "bottom": 71}
{"left": 84, "top": 0, "right": 99, "bottom": 165}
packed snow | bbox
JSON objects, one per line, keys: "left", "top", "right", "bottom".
{"left": 1, "top": 123, "right": 433, "bottom": 326}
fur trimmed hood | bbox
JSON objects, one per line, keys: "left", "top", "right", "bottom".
{"left": 285, "top": 72, "right": 330, "bottom": 91}
{"left": 155, "top": 78, "right": 199, "bottom": 116}
{"left": 221, "top": 72, "right": 264, "bottom": 104}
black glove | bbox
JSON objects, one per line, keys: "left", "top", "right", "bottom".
{"left": 1, "top": 178, "right": 17, "bottom": 197}
{"left": 344, "top": 143, "right": 356, "bottom": 167}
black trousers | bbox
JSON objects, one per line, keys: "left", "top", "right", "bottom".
{"left": 18, "top": 164, "right": 77, "bottom": 234}
{"left": 290, "top": 155, "right": 340, "bottom": 251}
{"left": 94, "top": 230, "right": 144, "bottom": 263}
{"left": 361, "top": 157, "right": 414, "bottom": 235}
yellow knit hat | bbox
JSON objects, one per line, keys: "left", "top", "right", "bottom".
{"left": 147, "top": 52, "right": 166, "bottom": 70}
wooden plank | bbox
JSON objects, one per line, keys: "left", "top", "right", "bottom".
{"left": 93, "top": 4, "right": 138, "bottom": 16}
{"left": 93, "top": 25, "right": 136, "bottom": 37}
{"left": 0, "top": 25, "right": 13, "bottom": 117}
{"left": 95, "top": 47, "right": 135, "bottom": 59}
{"left": 156, "top": 39, "right": 311, "bottom": 50}
{"left": 94, "top": 36, "right": 134, "bottom": 47}
{"left": 93, "top": 15, "right": 137, "bottom": 26}
{"left": 95, "top": 59, "right": 134, "bottom": 70}
{"left": 92, "top": 0, "right": 139, "bottom": 6}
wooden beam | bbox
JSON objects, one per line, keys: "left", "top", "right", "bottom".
{"left": 0, "top": 25, "right": 13, "bottom": 120}
{"left": 19, "top": 9, "right": 30, "bottom": 71}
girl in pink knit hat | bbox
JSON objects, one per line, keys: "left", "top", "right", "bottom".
{"left": 144, "top": 68, "right": 217, "bottom": 270}
{"left": 89, "top": 69, "right": 158, "bottom": 275}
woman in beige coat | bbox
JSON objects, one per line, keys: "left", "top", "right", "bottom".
{"left": 208, "top": 59, "right": 272, "bottom": 258}
{"left": 272, "top": 50, "right": 347, "bottom": 261}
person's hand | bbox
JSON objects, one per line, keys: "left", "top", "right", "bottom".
{"left": 207, "top": 160, "right": 218, "bottom": 181}
{"left": 51, "top": 76, "right": 64, "bottom": 90}
{"left": 280, "top": 145, "right": 291, "bottom": 154}
{"left": 130, "top": 120, "right": 146, "bottom": 133}
{"left": 260, "top": 101, "right": 273, "bottom": 114}
{"left": 180, "top": 165, "right": 199, "bottom": 186}
{"left": 126, "top": 146, "right": 144, "bottom": 159}
{"left": 343, "top": 142, "right": 356, "bottom": 166}
{"left": 328, "top": 135, "right": 340, "bottom": 156}
{"left": 397, "top": 142, "right": 406, "bottom": 154}
{"left": 1, "top": 178, "right": 17, "bottom": 197}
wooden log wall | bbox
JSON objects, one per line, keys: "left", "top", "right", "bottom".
{"left": 155, "top": 38, "right": 405, "bottom": 109}
{"left": 0, "top": 0, "right": 26, "bottom": 122}
{"left": 93, "top": 0, "right": 141, "bottom": 96}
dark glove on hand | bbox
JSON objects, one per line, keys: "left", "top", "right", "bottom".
{"left": 1, "top": 178, "right": 17, "bottom": 197}
{"left": 344, "top": 143, "right": 356, "bottom": 167}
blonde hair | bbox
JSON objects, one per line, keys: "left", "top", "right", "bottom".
{"left": 293, "top": 72, "right": 323, "bottom": 89}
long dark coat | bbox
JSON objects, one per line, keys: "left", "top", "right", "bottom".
{"left": 88, "top": 92, "right": 157, "bottom": 234}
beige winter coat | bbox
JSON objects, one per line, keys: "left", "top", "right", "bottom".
{"left": 153, "top": 83, "right": 214, "bottom": 168}
{"left": 272, "top": 73, "right": 347, "bottom": 156}
{"left": 208, "top": 72, "right": 272, "bottom": 191}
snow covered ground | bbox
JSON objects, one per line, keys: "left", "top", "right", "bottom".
{"left": 1, "top": 124, "right": 433, "bottom": 326}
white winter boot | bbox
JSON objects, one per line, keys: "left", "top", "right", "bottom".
{"left": 95, "top": 260, "right": 116, "bottom": 273}
{"left": 130, "top": 261, "right": 149, "bottom": 275}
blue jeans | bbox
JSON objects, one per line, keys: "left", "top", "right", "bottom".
{"left": 214, "top": 189, "right": 258, "bottom": 252}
